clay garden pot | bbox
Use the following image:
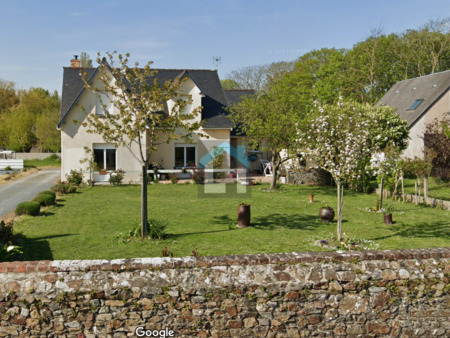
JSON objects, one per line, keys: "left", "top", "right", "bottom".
{"left": 384, "top": 213, "right": 393, "bottom": 225}
{"left": 319, "top": 207, "right": 335, "bottom": 223}
{"left": 237, "top": 204, "right": 251, "bottom": 228}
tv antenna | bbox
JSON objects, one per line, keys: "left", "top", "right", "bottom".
{"left": 213, "top": 56, "right": 221, "bottom": 71}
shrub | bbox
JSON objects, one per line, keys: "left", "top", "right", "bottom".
{"left": 170, "top": 175, "right": 179, "bottom": 184}
{"left": 109, "top": 169, "right": 125, "bottom": 185}
{"left": 16, "top": 201, "right": 40, "bottom": 216}
{"left": 66, "top": 169, "right": 83, "bottom": 186}
{"left": 192, "top": 169, "right": 205, "bottom": 184}
{"left": 4, "top": 166, "right": 13, "bottom": 171}
{"left": 51, "top": 182, "right": 77, "bottom": 195}
{"left": 33, "top": 193, "right": 56, "bottom": 206}
{"left": 149, "top": 217, "right": 169, "bottom": 240}
{"left": 0, "top": 243, "right": 23, "bottom": 262}
{"left": 40, "top": 191, "right": 56, "bottom": 200}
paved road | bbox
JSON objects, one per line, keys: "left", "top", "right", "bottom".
{"left": 0, "top": 169, "right": 60, "bottom": 219}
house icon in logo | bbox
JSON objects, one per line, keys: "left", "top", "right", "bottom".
{"left": 198, "top": 141, "right": 252, "bottom": 198}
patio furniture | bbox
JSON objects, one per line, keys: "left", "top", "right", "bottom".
{"left": 260, "top": 159, "right": 273, "bottom": 177}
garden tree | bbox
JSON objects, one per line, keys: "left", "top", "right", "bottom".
{"left": 0, "top": 80, "right": 18, "bottom": 114}
{"left": 281, "top": 48, "right": 346, "bottom": 113}
{"left": 345, "top": 32, "right": 402, "bottom": 103}
{"left": 400, "top": 154, "right": 434, "bottom": 201}
{"left": 224, "top": 65, "right": 268, "bottom": 94}
{"left": 399, "top": 19, "right": 450, "bottom": 77}
{"left": 0, "top": 107, "right": 36, "bottom": 151}
{"left": 297, "top": 100, "right": 407, "bottom": 241}
{"left": 229, "top": 79, "right": 300, "bottom": 190}
{"left": 80, "top": 52, "right": 93, "bottom": 68}
{"left": 35, "top": 108, "right": 61, "bottom": 152}
{"left": 81, "top": 52, "right": 202, "bottom": 237}
{"left": 223, "top": 61, "right": 294, "bottom": 95}
{"left": 0, "top": 87, "right": 60, "bottom": 151}
{"left": 424, "top": 118, "right": 450, "bottom": 182}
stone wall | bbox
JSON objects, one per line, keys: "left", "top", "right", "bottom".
{"left": 0, "top": 248, "right": 449, "bottom": 337}
{"left": 14, "top": 153, "right": 60, "bottom": 160}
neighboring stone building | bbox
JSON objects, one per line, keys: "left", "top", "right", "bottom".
{"left": 57, "top": 57, "right": 252, "bottom": 183}
{"left": 378, "top": 70, "right": 450, "bottom": 158}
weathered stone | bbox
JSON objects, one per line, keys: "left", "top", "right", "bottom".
{"left": 227, "top": 319, "right": 242, "bottom": 328}
{"left": 244, "top": 317, "right": 257, "bottom": 328}
{"left": 64, "top": 320, "right": 81, "bottom": 328}
{"left": 0, "top": 326, "right": 18, "bottom": 336}
{"left": 347, "top": 324, "right": 364, "bottom": 335}
{"left": 105, "top": 300, "right": 124, "bottom": 307}
{"left": 339, "top": 294, "right": 368, "bottom": 315}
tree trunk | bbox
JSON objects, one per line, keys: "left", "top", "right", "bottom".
{"left": 269, "top": 153, "right": 280, "bottom": 190}
{"left": 141, "top": 165, "right": 149, "bottom": 237}
{"left": 336, "top": 180, "right": 344, "bottom": 242}
{"left": 379, "top": 175, "right": 384, "bottom": 210}
{"left": 424, "top": 175, "right": 429, "bottom": 202}
{"left": 393, "top": 172, "right": 399, "bottom": 200}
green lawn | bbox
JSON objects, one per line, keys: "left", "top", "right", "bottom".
{"left": 24, "top": 154, "right": 61, "bottom": 168}
{"left": 14, "top": 183, "right": 450, "bottom": 261}
{"left": 402, "top": 177, "right": 450, "bottom": 201}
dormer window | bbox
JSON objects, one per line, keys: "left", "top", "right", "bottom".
{"left": 407, "top": 99, "right": 424, "bottom": 111}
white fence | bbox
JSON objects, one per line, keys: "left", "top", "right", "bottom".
{"left": 0, "top": 159, "right": 24, "bottom": 170}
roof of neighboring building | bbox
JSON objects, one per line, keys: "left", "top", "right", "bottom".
{"left": 58, "top": 67, "right": 233, "bottom": 129}
{"left": 224, "top": 89, "right": 255, "bottom": 106}
{"left": 223, "top": 90, "right": 255, "bottom": 137}
{"left": 378, "top": 70, "right": 450, "bottom": 128}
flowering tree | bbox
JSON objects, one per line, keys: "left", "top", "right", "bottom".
{"left": 297, "top": 100, "right": 406, "bottom": 241}
{"left": 81, "top": 52, "right": 201, "bottom": 237}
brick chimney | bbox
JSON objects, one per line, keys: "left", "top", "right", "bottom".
{"left": 70, "top": 55, "right": 80, "bottom": 68}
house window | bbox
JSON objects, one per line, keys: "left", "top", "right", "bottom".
{"left": 181, "top": 95, "right": 192, "bottom": 114}
{"left": 407, "top": 99, "right": 424, "bottom": 111}
{"left": 93, "top": 145, "right": 116, "bottom": 170}
{"left": 96, "top": 93, "right": 113, "bottom": 115}
{"left": 175, "top": 145, "right": 196, "bottom": 167}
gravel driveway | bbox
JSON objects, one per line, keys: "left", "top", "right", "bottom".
{"left": 0, "top": 169, "right": 60, "bottom": 219}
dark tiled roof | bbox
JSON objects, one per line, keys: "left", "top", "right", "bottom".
{"left": 224, "top": 90, "right": 255, "bottom": 106}
{"left": 378, "top": 70, "right": 450, "bottom": 128}
{"left": 59, "top": 67, "right": 234, "bottom": 129}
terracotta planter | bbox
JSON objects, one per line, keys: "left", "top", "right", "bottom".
{"left": 384, "top": 213, "right": 393, "bottom": 224}
{"left": 237, "top": 204, "right": 251, "bottom": 228}
{"left": 99, "top": 170, "right": 107, "bottom": 175}
{"left": 319, "top": 207, "right": 335, "bottom": 223}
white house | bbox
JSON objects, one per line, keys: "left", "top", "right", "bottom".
{"left": 57, "top": 57, "right": 254, "bottom": 183}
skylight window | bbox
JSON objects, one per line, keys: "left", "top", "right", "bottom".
{"left": 407, "top": 99, "right": 424, "bottom": 111}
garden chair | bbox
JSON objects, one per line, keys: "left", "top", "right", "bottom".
{"left": 260, "top": 159, "right": 273, "bottom": 176}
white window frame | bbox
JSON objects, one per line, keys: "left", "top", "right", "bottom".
{"left": 93, "top": 144, "right": 117, "bottom": 171}
{"left": 175, "top": 145, "right": 196, "bottom": 168}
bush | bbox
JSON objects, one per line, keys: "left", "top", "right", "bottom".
{"left": 33, "top": 193, "right": 56, "bottom": 206}
{"left": 40, "top": 190, "right": 56, "bottom": 200}
{"left": 192, "top": 169, "right": 205, "bottom": 184}
{"left": 0, "top": 243, "right": 23, "bottom": 262}
{"left": 51, "top": 182, "right": 77, "bottom": 195}
{"left": 170, "top": 175, "right": 179, "bottom": 184}
{"left": 149, "top": 217, "right": 169, "bottom": 240}
{"left": 109, "top": 169, "right": 125, "bottom": 185}
{"left": 16, "top": 201, "right": 40, "bottom": 216}
{"left": 66, "top": 169, "right": 83, "bottom": 186}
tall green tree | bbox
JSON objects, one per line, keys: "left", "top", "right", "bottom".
{"left": 229, "top": 78, "right": 300, "bottom": 190}
{"left": 81, "top": 52, "right": 202, "bottom": 237}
